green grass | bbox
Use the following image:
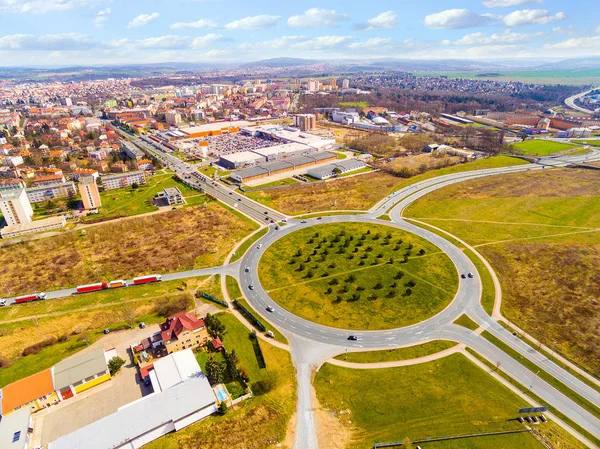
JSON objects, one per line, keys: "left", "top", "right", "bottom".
{"left": 415, "top": 433, "right": 542, "bottom": 448}
{"left": 334, "top": 340, "right": 457, "bottom": 363}
{"left": 339, "top": 101, "right": 369, "bottom": 109}
{"left": 512, "top": 140, "right": 576, "bottom": 157}
{"left": 224, "top": 276, "right": 288, "bottom": 345}
{"left": 229, "top": 227, "right": 268, "bottom": 263}
{"left": 481, "top": 331, "right": 600, "bottom": 421}
{"left": 413, "top": 69, "right": 600, "bottom": 85}
{"left": 259, "top": 223, "right": 458, "bottom": 330}
{"left": 571, "top": 139, "right": 600, "bottom": 146}
{"left": 453, "top": 314, "right": 479, "bottom": 330}
{"left": 293, "top": 211, "right": 367, "bottom": 219}
{"left": 335, "top": 151, "right": 348, "bottom": 160}
{"left": 315, "top": 353, "right": 534, "bottom": 448}
{"left": 251, "top": 178, "right": 300, "bottom": 188}
{"left": 377, "top": 214, "right": 392, "bottom": 221}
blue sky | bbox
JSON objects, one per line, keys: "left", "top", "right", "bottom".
{"left": 0, "top": 0, "right": 599, "bottom": 66}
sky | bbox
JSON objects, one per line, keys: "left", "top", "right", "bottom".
{"left": 0, "top": 0, "right": 599, "bottom": 67}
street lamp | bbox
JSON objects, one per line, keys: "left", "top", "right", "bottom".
{"left": 527, "top": 370, "right": 541, "bottom": 393}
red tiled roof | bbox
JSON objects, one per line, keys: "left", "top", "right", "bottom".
{"left": 211, "top": 338, "right": 223, "bottom": 350}
{"left": 160, "top": 312, "right": 205, "bottom": 342}
{"left": 140, "top": 364, "right": 154, "bottom": 379}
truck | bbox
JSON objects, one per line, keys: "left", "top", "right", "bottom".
{"left": 14, "top": 292, "right": 47, "bottom": 304}
{"left": 109, "top": 280, "right": 128, "bottom": 289}
{"left": 76, "top": 283, "right": 108, "bottom": 294}
{"left": 132, "top": 274, "right": 162, "bottom": 285}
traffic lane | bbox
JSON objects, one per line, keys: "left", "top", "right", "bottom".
{"left": 442, "top": 326, "right": 600, "bottom": 438}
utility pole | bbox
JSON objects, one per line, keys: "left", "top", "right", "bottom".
{"left": 527, "top": 370, "right": 541, "bottom": 393}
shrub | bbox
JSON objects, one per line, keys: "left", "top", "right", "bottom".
{"left": 418, "top": 249, "right": 426, "bottom": 256}
{"left": 395, "top": 271, "right": 405, "bottom": 280}
{"left": 108, "top": 356, "right": 126, "bottom": 375}
{"left": 405, "top": 280, "right": 416, "bottom": 288}
{"left": 329, "top": 278, "right": 339, "bottom": 286}
{"left": 155, "top": 293, "right": 193, "bottom": 318}
{"left": 374, "top": 282, "right": 383, "bottom": 290}
{"left": 22, "top": 336, "right": 58, "bottom": 357}
{"left": 0, "top": 357, "right": 13, "bottom": 368}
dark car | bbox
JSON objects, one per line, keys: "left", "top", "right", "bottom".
{"left": 264, "top": 211, "right": 268, "bottom": 214}
{"left": 238, "top": 198, "right": 242, "bottom": 201}
{"left": 301, "top": 220, "right": 307, "bottom": 223}
{"left": 518, "top": 417, "right": 524, "bottom": 423}
{"left": 347, "top": 335, "right": 358, "bottom": 341}
{"left": 266, "top": 306, "right": 275, "bottom": 313}
{"left": 144, "top": 377, "right": 151, "bottom": 387}
{"left": 245, "top": 267, "right": 250, "bottom": 272}
{"left": 461, "top": 274, "right": 466, "bottom": 279}
{"left": 316, "top": 216, "right": 322, "bottom": 220}
{"left": 467, "top": 272, "right": 474, "bottom": 278}
{"left": 248, "top": 285, "right": 254, "bottom": 290}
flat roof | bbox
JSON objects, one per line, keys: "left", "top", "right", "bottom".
{"left": 232, "top": 166, "right": 269, "bottom": 179}
{"left": 251, "top": 142, "right": 310, "bottom": 157}
{"left": 26, "top": 181, "right": 75, "bottom": 192}
{"left": 53, "top": 348, "right": 108, "bottom": 391}
{"left": 0, "top": 408, "right": 31, "bottom": 449}
{"left": 101, "top": 170, "right": 145, "bottom": 181}
{"left": 1, "top": 368, "right": 54, "bottom": 414}
{"left": 219, "top": 152, "right": 264, "bottom": 163}
{"left": 310, "top": 151, "right": 337, "bottom": 161}
{"left": 48, "top": 376, "right": 217, "bottom": 449}
{"left": 163, "top": 186, "right": 181, "bottom": 196}
{"left": 180, "top": 120, "right": 250, "bottom": 135}
{"left": 1, "top": 216, "right": 65, "bottom": 236}
{"left": 334, "top": 159, "right": 367, "bottom": 170}
{"left": 0, "top": 186, "right": 25, "bottom": 200}
{"left": 252, "top": 125, "right": 336, "bottom": 149}
{"left": 263, "top": 160, "right": 294, "bottom": 172}
{"left": 152, "top": 349, "right": 202, "bottom": 392}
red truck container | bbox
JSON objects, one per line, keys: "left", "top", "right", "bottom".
{"left": 133, "top": 274, "right": 163, "bottom": 285}
{"left": 76, "top": 282, "right": 108, "bottom": 294}
{"left": 14, "top": 292, "right": 47, "bottom": 304}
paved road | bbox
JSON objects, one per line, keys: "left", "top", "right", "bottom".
{"left": 237, "top": 153, "right": 600, "bottom": 446}
{"left": 564, "top": 89, "right": 597, "bottom": 114}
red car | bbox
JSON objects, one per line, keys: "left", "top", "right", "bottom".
{"left": 317, "top": 216, "right": 322, "bottom": 220}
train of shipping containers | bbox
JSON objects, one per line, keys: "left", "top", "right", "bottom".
{"left": 109, "top": 280, "right": 128, "bottom": 288}
{"left": 133, "top": 274, "right": 163, "bottom": 285}
{"left": 76, "top": 282, "right": 108, "bottom": 294}
{"left": 14, "top": 292, "right": 47, "bottom": 304}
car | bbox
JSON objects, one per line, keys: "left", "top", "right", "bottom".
{"left": 257, "top": 244, "right": 262, "bottom": 249}
{"left": 264, "top": 211, "right": 268, "bottom": 214}
{"left": 275, "top": 226, "right": 279, "bottom": 230}
{"left": 518, "top": 417, "right": 524, "bottom": 423}
{"left": 301, "top": 220, "right": 307, "bottom": 224}
{"left": 282, "top": 218, "right": 288, "bottom": 222}
{"left": 144, "top": 377, "right": 151, "bottom": 387}
{"left": 0, "top": 299, "right": 6, "bottom": 307}
{"left": 171, "top": 207, "right": 177, "bottom": 210}
{"left": 245, "top": 267, "right": 250, "bottom": 272}
{"left": 103, "top": 328, "right": 110, "bottom": 334}
{"left": 467, "top": 272, "right": 474, "bottom": 278}
{"left": 461, "top": 274, "right": 466, "bottom": 279}
{"left": 265, "top": 217, "right": 269, "bottom": 221}
{"left": 525, "top": 416, "right": 532, "bottom": 423}
{"left": 347, "top": 335, "right": 358, "bottom": 341}
{"left": 238, "top": 198, "right": 242, "bottom": 201}
{"left": 531, "top": 416, "right": 538, "bottom": 423}
{"left": 266, "top": 306, "right": 275, "bottom": 313}
{"left": 248, "top": 285, "right": 254, "bottom": 290}
{"left": 229, "top": 192, "right": 233, "bottom": 195}
{"left": 540, "top": 415, "right": 547, "bottom": 423}
{"left": 316, "top": 216, "right": 322, "bottom": 220}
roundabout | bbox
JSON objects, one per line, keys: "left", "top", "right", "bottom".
{"left": 257, "top": 222, "right": 458, "bottom": 330}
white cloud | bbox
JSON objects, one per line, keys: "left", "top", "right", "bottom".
{"left": 291, "top": 35, "right": 352, "bottom": 51}
{"left": 482, "top": 0, "right": 542, "bottom": 7}
{"left": 348, "top": 37, "right": 393, "bottom": 49}
{"left": 239, "top": 36, "right": 306, "bottom": 51}
{"left": 127, "top": 12, "right": 160, "bottom": 29}
{"left": 552, "top": 26, "right": 583, "bottom": 36}
{"left": 287, "top": 8, "right": 349, "bottom": 28}
{"left": 596, "top": 25, "right": 600, "bottom": 34}
{"left": 359, "top": 11, "right": 399, "bottom": 31}
{"left": 109, "top": 35, "right": 191, "bottom": 50}
{"left": 424, "top": 9, "right": 497, "bottom": 29}
{"left": 0, "top": 33, "right": 97, "bottom": 50}
{"left": 544, "top": 36, "right": 600, "bottom": 51}
{"left": 93, "top": 8, "right": 111, "bottom": 29}
{"left": 225, "top": 15, "right": 281, "bottom": 30}
{"left": 170, "top": 19, "right": 218, "bottom": 30}
{"left": 443, "top": 29, "right": 542, "bottom": 46}
{"left": 502, "top": 9, "right": 565, "bottom": 26}
{"left": 191, "top": 34, "right": 223, "bottom": 49}
{"left": 0, "top": 0, "right": 98, "bottom": 14}
{"left": 205, "top": 49, "right": 232, "bottom": 57}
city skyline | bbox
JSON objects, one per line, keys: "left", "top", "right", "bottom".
{"left": 0, "top": 0, "right": 599, "bottom": 66}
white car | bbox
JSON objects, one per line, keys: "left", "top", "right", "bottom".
{"left": 0, "top": 299, "right": 6, "bottom": 307}
{"left": 256, "top": 244, "right": 262, "bottom": 249}
{"left": 266, "top": 306, "right": 275, "bottom": 313}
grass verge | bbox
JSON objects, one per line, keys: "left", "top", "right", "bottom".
{"left": 230, "top": 227, "right": 268, "bottom": 263}
{"left": 334, "top": 340, "right": 457, "bottom": 363}
{"left": 453, "top": 314, "right": 479, "bottom": 331}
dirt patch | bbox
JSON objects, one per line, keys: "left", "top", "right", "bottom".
{"left": 482, "top": 242, "right": 600, "bottom": 375}
{"left": 313, "top": 381, "right": 355, "bottom": 449}
{"left": 282, "top": 410, "right": 296, "bottom": 449}
{"left": 0, "top": 203, "right": 256, "bottom": 295}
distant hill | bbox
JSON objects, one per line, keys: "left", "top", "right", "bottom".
{"left": 240, "top": 58, "right": 321, "bottom": 68}
{"left": 533, "top": 57, "right": 600, "bottom": 70}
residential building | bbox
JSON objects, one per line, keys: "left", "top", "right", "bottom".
{"left": 294, "top": 114, "right": 316, "bottom": 131}
{"left": 26, "top": 181, "right": 76, "bottom": 204}
{"left": 159, "top": 312, "right": 209, "bottom": 354}
{"left": 159, "top": 186, "right": 183, "bottom": 205}
{"left": 73, "top": 168, "right": 99, "bottom": 181}
{"left": 342, "top": 79, "right": 350, "bottom": 89}
{"left": 148, "top": 349, "right": 204, "bottom": 392}
{"left": 2, "top": 156, "right": 24, "bottom": 168}
{"left": 122, "top": 141, "right": 145, "bottom": 160}
{"left": 0, "top": 186, "right": 33, "bottom": 226}
{"left": 0, "top": 408, "right": 32, "bottom": 449}
{"left": 307, "top": 79, "right": 319, "bottom": 92}
{"left": 110, "top": 162, "right": 129, "bottom": 173}
{"left": 101, "top": 171, "right": 146, "bottom": 191}
{"left": 332, "top": 110, "right": 359, "bottom": 125}
{"left": 0, "top": 215, "right": 66, "bottom": 239}
{"left": 78, "top": 177, "right": 101, "bottom": 210}
{"left": 32, "top": 174, "right": 66, "bottom": 187}
{"left": 52, "top": 348, "right": 111, "bottom": 401}
{"left": 165, "top": 110, "right": 182, "bottom": 126}
{"left": 0, "top": 368, "right": 58, "bottom": 415}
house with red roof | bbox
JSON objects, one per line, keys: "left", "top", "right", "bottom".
{"left": 159, "top": 312, "right": 209, "bottom": 354}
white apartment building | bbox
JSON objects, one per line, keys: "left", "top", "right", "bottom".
{"left": 0, "top": 186, "right": 33, "bottom": 226}
{"left": 26, "top": 181, "right": 76, "bottom": 204}
{"left": 166, "top": 110, "right": 182, "bottom": 126}
{"left": 101, "top": 171, "right": 146, "bottom": 191}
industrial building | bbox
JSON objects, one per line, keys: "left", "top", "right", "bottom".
{"left": 101, "top": 171, "right": 146, "bottom": 191}
{"left": 219, "top": 152, "right": 266, "bottom": 169}
{"left": 0, "top": 408, "right": 32, "bottom": 449}
{"left": 252, "top": 142, "right": 314, "bottom": 162}
{"left": 332, "top": 110, "right": 360, "bottom": 125}
{"left": 0, "top": 185, "right": 33, "bottom": 226}
{"left": 78, "top": 177, "right": 102, "bottom": 210}
{"left": 52, "top": 348, "right": 111, "bottom": 401}
{"left": 26, "top": 181, "right": 76, "bottom": 204}
{"left": 0, "top": 368, "right": 57, "bottom": 416}
{"left": 179, "top": 120, "right": 250, "bottom": 138}
{"left": 307, "top": 159, "right": 368, "bottom": 180}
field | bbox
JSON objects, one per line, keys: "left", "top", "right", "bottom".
{"left": 334, "top": 340, "right": 457, "bottom": 363}
{"left": 258, "top": 223, "right": 457, "bottom": 330}
{"left": 244, "top": 156, "right": 527, "bottom": 215}
{"left": 405, "top": 168, "right": 600, "bottom": 375}
{"left": 0, "top": 203, "right": 257, "bottom": 296}
{"left": 413, "top": 69, "right": 600, "bottom": 85}
{"left": 0, "top": 277, "right": 215, "bottom": 387}
{"left": 146, "top": 313, "right": 296, "bottom": 449}
{"left": 339, "top": 101, "right": 369, "bottom": 109}
{"left": 512, "top": 140, "right": 577, "bottom": 156}
{"left": 314, "top": 353, "right": 536, "bottom": 448}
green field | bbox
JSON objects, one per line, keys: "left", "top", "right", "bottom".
{"left": 512, "top": 140, "right": 576, "bottom": 156}
{"left": 259, "top": 223, "right": 458, "bottom": 330}
{"left": 404, "top": 168, "right": 600, "bottom": 374}
{"left": 251, "top": 178, "right": 300, "bottom": 188}
{"left": 415, "top": 433, "right": 541, "bottom": 448}
{"left": 334, "top": 340, "right": 457, "bottom": 363}
{"left": 229, "top": 227, "right": 268, "bottom": 263}
{"left": 339, "top": 101, "right": 369, "bottom": 109}
{"left": 453, "top": 314, "right": 479, "bottom": 331}
{"left": 414, "top": 69, "right": 600, "bottom": 85}
{"left": 315, "top": 353, "right": 535, "bottom": 448}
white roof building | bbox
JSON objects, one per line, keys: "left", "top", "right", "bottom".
{"left": 150, "top": 349, "right": 203, "bottom": 392}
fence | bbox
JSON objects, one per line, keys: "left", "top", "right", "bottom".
{"left": 232, "top": 299, "right": 266, "bottom": 332}
{"left": 198, "top": 292, "right": 228, "bottom": 308}
{"left": 231, "top": 391, "right": 253, "bottom": 406}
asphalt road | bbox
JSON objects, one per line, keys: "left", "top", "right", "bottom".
{"left": 564, "top": 89, "right": 596, "bottom": 114}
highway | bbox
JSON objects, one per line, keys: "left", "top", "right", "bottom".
{"left": 564, "top": 89, "right": 597, "bottom": 115}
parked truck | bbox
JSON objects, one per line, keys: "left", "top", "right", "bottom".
{"left": 109, "top": 280, "right": 128, "bottom": 289}
{"left": 14, "top": 292, "right": 47, "bottom": 304}
{"left": 76, "top": 282, "right": 108, "bottom": 294}
{"left": 132, "top": 274, "right": 162, "bottom": 285}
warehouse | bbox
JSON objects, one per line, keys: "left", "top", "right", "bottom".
{"left": 52, "top": 348, "right": 111, "bottom": 401}
{"left": 231, "top": 152, "right": 338, "bottom": 183}
{"left": 179, "top": 120, "right": 250, "bottom": 138}
{"left": 252, "top": 142, "right": 313, "bottom": 162}
{"left": 218, "top": 151, "right": 266, "bottom": 169}
{"left": 307, "top": 159, "right": 368, "bottom": 180}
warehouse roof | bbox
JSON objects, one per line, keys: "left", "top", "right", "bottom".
{"left": 0, "top": 408, "right": 31, "bottom": 449}
{"left": 152, "top": 349, "right": 202, "bottom": 392}
{"left": 251, "top": 142, "right": 310, "bottom": 157}
{"left": 48, "top": 376, "right": 217, "bottom": 449}
{"left": 263, "top": 161, "right": 294, "bottom": 172}
{"left": 1, "top": 369, "right": 54, "bottom": 414}
{"left": 53, "top": 348, "right": 108, "bottom": 391}
{"left": 309, "top": 151, "right": 337, "bottom": 162}
{"left": 232, "top": 166, "right": 269, "bottom": 180}
{"left": 180, "top": 120, "right": 250, "bottom": 135}
{"left": 219, "top": 152, "right": 265, "bottom": 163}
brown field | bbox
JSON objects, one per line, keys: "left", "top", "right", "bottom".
{"left": 0, "top": 203, "right": 256, "bottom": 296}
{"left": 406, "top": 168, "right": 600, "bottom": 374}
{"left": 383, "top": 153, "right": 461, "bottom": 171}
{"left": 246, "top": 172, "right": 400, "bottom": 215}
